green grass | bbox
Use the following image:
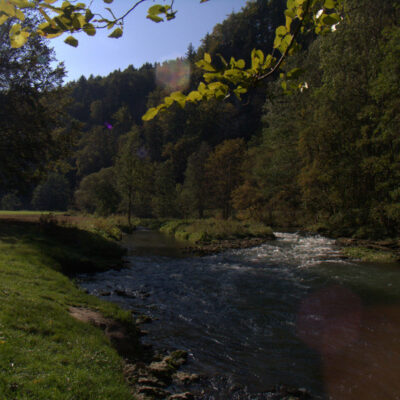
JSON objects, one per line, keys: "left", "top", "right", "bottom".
{"left": 0, "top": 221, "right": 137, "bottom": 399}
{"left": 0, "top": 210, "right": 64, "bottom": 215}
{"left": 342, "top": 246, "right": 398, "bottom": 263}
{"left": 159, "top": 218, "right": 274, "bottom": 243}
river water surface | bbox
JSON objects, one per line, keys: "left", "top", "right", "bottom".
{"left": 78, "top": 230, "right": 400, "bottom": 399}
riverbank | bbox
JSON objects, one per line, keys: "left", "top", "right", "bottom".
{"left": 144, "top": 218, "right": 276, "bottom": 256}
{"left": 138, "top": 217, "right": 400, "bottom": 262}
{"left": 0, "top": 220, "right": 215, "bottom": 400}
{"left": 0, "top": 220, "right": 138, "bottom": 399}
{"left": 336, "top": 237, "right": 400, "bottom": 263}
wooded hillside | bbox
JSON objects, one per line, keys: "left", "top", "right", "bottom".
{"left": 2, "top": 0, "right": 399, "bottom": 239}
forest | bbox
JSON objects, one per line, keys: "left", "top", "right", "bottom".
{"left": 1, "top": 0, "right": 399, "bottom": 239}
{"left": 2, "top": 1, "right": 400, "bottom": 399}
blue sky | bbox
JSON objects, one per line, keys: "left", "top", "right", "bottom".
{"left": 52, "top": 0, "right": 246, "bottom": 82}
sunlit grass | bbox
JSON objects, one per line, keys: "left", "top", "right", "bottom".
{"left": 0, "top": 210, "right": 64, "bottom": 215}
{"left": 159, "top": 218, "right": 274, "bottom": 243}
{"left": 342, "top": 246, "right": 398, "bottom": 263}
{"left": 0, "top": 221, "right": 137, "bottom": 399}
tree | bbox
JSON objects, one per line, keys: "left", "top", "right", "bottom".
{"left": 115, "top": 128, "right": 153, "bottom": 224}
{"left": 0, "top": 15, "right": 66, "bottom": 193}
{"left": 296, "top": 0, "right": 398, "bottom": 236}
{"left": 74, "top": 168, "right": 120, "bottom": 216}
{"left": 142, "top": 0, "right": 345, "bottom": 120}
{"left": 3, "top": 1, "right": 344, "bottom": 123}
{"left": 152, "top": 161, "right": 179, "bottom": 218}
{"left": 75, "top": 125, "right": 117, "bottom": 177}
{"left": 32, "top": 173, "right": 70, "bottom": 211}
{"left": 181, "top": 142, "right": 211, "bottom": 218}
{"left": 205, "top": 138, "right": 246, "bottom": 219}
{"left": 367, "top": 25, "right": 400, "bottom": 235}
{"left": 1, "top": 192, "right": 22, "bottom": 211}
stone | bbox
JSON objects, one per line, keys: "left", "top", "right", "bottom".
{"left": 137, "top": 376, "right": 166, "bottom": 388}
{"left": 136, "top": 315, "right": 153, "bottom": 324}
{"left": 174, "top": 371, "right": 200, "bottom": 385}
{"left": 167, "top": 392, "right": 194, "bottom": 400}
{"left": 165, "top": 350, "right": 188, "bottom": 368}
{"left": 148, "top": 360, "right": 174, "bottom": 378}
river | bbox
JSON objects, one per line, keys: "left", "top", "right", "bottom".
{"left": 77, "top": 230, "right": 400, "bottom": 399}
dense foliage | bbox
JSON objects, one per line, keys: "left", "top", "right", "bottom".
{"left": 0, "top": 16, "right": 67, "bottom": 197}
{"left": 2, "top": 0, "right": 400, "bottom": 239}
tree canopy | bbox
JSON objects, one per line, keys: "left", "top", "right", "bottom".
{"left": 2, "top": 0, "right": 344, "bottom": 120}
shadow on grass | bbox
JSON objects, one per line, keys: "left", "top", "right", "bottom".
{"left": 0, "top": 219, "right": 126, "bottom": 275}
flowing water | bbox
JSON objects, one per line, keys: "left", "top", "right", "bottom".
{"left": 77, "top": 230, "right": 400, "bottom": 399}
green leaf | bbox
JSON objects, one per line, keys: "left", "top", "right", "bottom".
{"left": 64, "top": 35, "right": 78, "bottom": 47}
{"left": 187, "top": 91, "right": 202, "bottom": 102}
{"left": 9, "top": 22, "right": 21, "bottom": 34}
{"left": 148, "top": 4, "right": 165, "bottom": 14}
{"left": 83, "top": 23, "right": 96, "bottom": 36}
{"left": 108, "top": 27, "right": 122, "bottom": 38}
{"left": 170, "top": 91, "right": 187, "bottom": 108}
{"left": 15, "top": 8, "right": 25, "bottom": 21}
{"left": 236, "top": 59, "right": 245, "bottom": 69}
{"left": 147, "top": 14, "right": 163, "bottom": 22}
{"left": 196, "top": 59, "right": 216, "bottom": 72}
{"left": 0, "top": 14, "right": 9, "bottom": 24}
{"left": 321, "top": 13, "right": 340, "bottom": 25}
{"left": 324, "top": 0, "right": 336, "bottom": 9}
{"left": 276, "top": 25, "right": 287, "bottom": 37}
{"left": 142, "top": 107, "right": 159, "bottom": 121}
{"left": 85, "top": 9, "right": 94, "bottom": 22}
{"left": 10, "top": 26, "right": 30, "bottom": 48}
{"left": 198, "top": 82, "right": 207, "bottom": 94}
{"left": 204, "top": 53, "right": 211, "bottom": 63}
{"left": 233, "top": 86, "right": 247, "bottom": 99}
{"left": 164, "top": 96, "right": 174, "bottom": 106}
{"left": 285, "top": 15, "right": 292, "bottom": 30}
{"left": 0, "top": 1, "right": 15, "bottom": 16}
{"left": 285, "top": 8, "right": 296, "bottom": 18}
{"left": 147, "top": 4, "right": 169, "bottom": 22}
{"left": 263, "top": 54, "right": 274, "bottom": 69}
{"left": 273, "top": 35, "right": 282, "bottom": 49}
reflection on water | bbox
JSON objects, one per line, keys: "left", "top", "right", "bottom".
{"left": 78, "top": 231, "right": 400, "bottom": 399}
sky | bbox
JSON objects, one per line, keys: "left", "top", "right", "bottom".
{"left": 51, "top": 0, "right": 247, "bottom": 82}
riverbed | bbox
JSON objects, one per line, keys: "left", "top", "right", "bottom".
{"left": 77, "top": 230, "right": 400, "bottom": 399}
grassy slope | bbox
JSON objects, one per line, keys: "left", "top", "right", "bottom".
{"left": 341, "top": 246, "right": 398, "bottom": 263}
{"left": 158, "top": 218, "right": 275, "bottom": 243}
{"left": 0, "top": 221, "right": 136, "bottom": 400}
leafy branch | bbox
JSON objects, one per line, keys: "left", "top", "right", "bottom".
{"left": 0, "top": 0, "right": 185, "bottom": 47}
{"left": 142, "top": 0, "right": 344, "bottom": 120}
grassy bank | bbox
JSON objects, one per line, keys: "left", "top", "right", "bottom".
{"left": 335, "top": 238, "right": 400, "bottom": 263}
{"left": 158, "top": 218, "right": 275, "bottom": 243}
{"left": 0, "top": 211, "right": 128, "bottom": 242}
{"left": 341, "top": 246, "right": 399, "bottom": 263}
{"left": 0, "top": 220, "right": 138, "bottom": 399}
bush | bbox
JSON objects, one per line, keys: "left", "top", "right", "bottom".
{"left": 1, "top": 192, "right": 22, "bottom": 210}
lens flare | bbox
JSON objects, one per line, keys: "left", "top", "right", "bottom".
{"left": 296, "top": 285, "right": 362, "bottom": 356}
{"left": 156, "top": 59, "right": 190, "bottom": 91}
